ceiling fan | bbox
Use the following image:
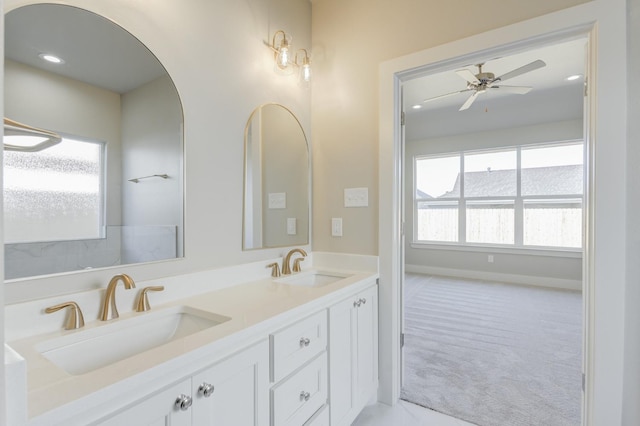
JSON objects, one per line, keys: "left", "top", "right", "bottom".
{"left": 423, "top": 59, "right": 546, "bottom": 111}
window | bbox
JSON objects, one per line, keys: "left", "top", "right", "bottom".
{"left": 414, "top": 141, "right": 584, "bottom": 250}
{"left": 4, "top": 136, "right": 105, "bottom": 243}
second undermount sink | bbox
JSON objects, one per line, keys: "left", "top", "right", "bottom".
{"left": 36, "top": 305, "right": 230, "bottom": 375}
{"left": 276, "top": 270, "right": 352, "bottom": 287}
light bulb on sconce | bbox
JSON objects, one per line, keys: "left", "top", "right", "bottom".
{"left": 271, "top": 30, "right": 294, "bottom": 75}
{"left": 268, "top": 30, "right": 311, "bottom": 83}
{"left": 296, "top": 49, "right": 312, "bottom": 88}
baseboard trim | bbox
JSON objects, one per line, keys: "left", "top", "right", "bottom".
{"left": 405, "top": 264, "right": 582, "bottom": 291}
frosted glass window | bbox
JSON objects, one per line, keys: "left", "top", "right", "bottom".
{"left": 4, "top": 137, "right": 104, "bottom": 243}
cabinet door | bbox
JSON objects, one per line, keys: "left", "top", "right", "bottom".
{"left": 328, "top": 295, "right": 357, "bottom": 425}
{"left": 192, "top": 340, "right": 269, "bottom": 426}
{"left": 355, "top": 285, "right": 378, "bottom": 408}
{"left": 95, "top": 379, "right": 191, "bottom": 426}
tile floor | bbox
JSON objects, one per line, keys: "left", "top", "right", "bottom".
{"left": 352, "top": 400, "right": 476, "bottom": 426}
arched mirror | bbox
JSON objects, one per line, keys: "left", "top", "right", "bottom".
{"left": 243, "top": 104, "right": 309, "bottom": 250}
{"left": 4, "top": 4, "right": 184, "bottom": 280}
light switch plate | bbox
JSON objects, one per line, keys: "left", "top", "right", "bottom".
{"left": 344, "top": 187, "right": 368, "bottom": 207}
{"left": 331, "top": 218, "right": 343, "bottom": 237}
{"left": 268, "top": 192, "right": 286, "bottom": 209}
{"left": 287, "top": 218, "right": 297, "bottom": 235}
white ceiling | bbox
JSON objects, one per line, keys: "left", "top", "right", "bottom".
{"left": 5, "top": 4, "right": 167, "bottom": 94}
{"left": 403, "top": 37, "right": 587, "bottom": 140}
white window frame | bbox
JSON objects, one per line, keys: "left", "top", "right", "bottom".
{"left": 413, "top": 140, "right": 584, "bottom": 253}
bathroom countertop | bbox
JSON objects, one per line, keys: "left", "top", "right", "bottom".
{"left": 8, "top": 268, "right": 378, "bottom": 424}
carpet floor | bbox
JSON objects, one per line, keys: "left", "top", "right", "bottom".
{"left": 400, "top": 274, "right": 582, "bottom": 426}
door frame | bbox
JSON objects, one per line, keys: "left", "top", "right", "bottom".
{"left": 378, "top": 1, "right": 628, "bottom": 424}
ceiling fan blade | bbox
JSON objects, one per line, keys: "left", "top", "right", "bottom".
{"left": 422, "top": 88, "right": 472, "bottom": 103}
{"left": 459, "top": 91, "right": 480, "bottom": 111}
{"left": 455, "top": 68, "right": 480, "bottom": 85}
{"left": 489, "top": 85, "right": 532, "bottom": 94}
{"left": 493, "top": 59, "right": 546, "bottom": 83}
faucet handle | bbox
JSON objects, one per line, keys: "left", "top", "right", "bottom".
{"left": 45, "top": 301, "right": 85, "bottom": 330}
{"left": 267, "top": 262, "right": 281, "bottom": 278}
{"left": 293, "top": 257, "right": 305, "bottom": 273}
{"left": 135, "top": 286, "right": 165, "bottom": 312}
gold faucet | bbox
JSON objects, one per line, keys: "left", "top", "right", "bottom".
{"left": 100, "top": 274, "right": 136, "bottom": 321}
{"left": 282, "top": 248, "right": 307, "bottom": 275}
{"left": 135, "top": 286, "right": 165, "bottom": 312}
{"left": 45, "top": 301, "right": 85, "bottom": 330}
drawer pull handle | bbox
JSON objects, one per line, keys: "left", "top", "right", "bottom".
{"left": 175, "top": 394, "right": 192, "bottom": 411}
{"left": 353, "top": 300, "right": 361, "bottom": 308}
{"left": 300, "top": 391, "right": 311, "bottom": 401}
{"left": 300, "top": 337, "right": 311, "bottom": 347}
{"left": 360, "top": 297, "right": 367, "bottom": 305}
{"left": 198, "top": 382, "right": 215, "bottom": 398}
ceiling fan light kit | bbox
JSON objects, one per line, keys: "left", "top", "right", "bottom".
{"left": 422, "top": 59, "right": 546, "bottom": 111}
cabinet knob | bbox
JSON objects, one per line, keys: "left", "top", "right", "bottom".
{"left": 175, "top": 394, "right": 192, "bottom": 411}
{"left": 360, "top": 297, "right": 367, "bottom": 305}
{"left": 353, "top": 300, "right": 361, "bottom": 308}
{"left": 299, "top": 337, "right": 311, "bottom": 347}
{"left": 299, "top": 390, "right": 311, "bottom": 401}
{"left": 198, "top": 382, "right": 215, "bottom": 398}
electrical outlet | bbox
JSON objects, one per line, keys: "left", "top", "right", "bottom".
{"left": 332, "top": 218, "right": 343, "bottom": 237}
{"left": 488, "top": 255, "right": 494, "bottom": 263}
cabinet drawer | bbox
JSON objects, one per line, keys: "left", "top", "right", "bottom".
{"left": 271, "top": 352, "right": 327, "bottom": 426}
{"left": 271, "top": 310, "right": 327, "bottom": 382}
{"left": 304, "top": 405, "right": 329, "bottom": 426}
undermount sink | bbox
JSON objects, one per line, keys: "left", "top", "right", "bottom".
{"left": 36, "top": 306, "right": 230, "bottom": 375}
{"left": 276, "top": 270, "right": 352, "bottom": 287}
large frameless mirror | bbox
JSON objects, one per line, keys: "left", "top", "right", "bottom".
{"left": 4, "top": 4, "right": 184, "bottom": 280}
{"left": 243, "top": 104, "right": 309, "bottom": 250}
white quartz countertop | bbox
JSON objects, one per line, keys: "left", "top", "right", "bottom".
{"left": 8, "top": 267, "right": 378, "bottom": 423}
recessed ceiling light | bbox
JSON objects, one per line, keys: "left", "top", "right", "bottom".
{"left": 566, "top": 74, "right": 582, "bottom": 81}
{"left": 38, "top": 53, "right": 64, "bottom": 64}
{"left": 412, "top": 104, "right": 422, "bottom": 109}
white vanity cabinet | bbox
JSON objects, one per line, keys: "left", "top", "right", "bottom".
{"left": 269, "top": 310, "right": 328, "bottom": 426}
{"left": 94, "top": 340, "right": 269, "bottom": 426}
{"left": 95, "top": 378, "right": 192, "bottom": 426}
{"left": 191, "top": 340, "right": 269, "bottom": 425}
{"left": 328, "top": 285, "right": 378, "bottom": 426}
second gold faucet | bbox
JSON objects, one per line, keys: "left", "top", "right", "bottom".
{"left": 100, "top": 274, "right": 136, "bottom": 321}
{"left": 282, "top": 248, "right": 307, "bottom": 275}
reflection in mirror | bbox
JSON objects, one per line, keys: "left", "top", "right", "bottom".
{"left": 243, "top": 104, "right": 309, "bottom": 250}
{"left": 4, "top": 4, "right": 184, "bottom": 280}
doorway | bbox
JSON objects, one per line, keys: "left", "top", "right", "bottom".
{"left": 398, "top": 38, "right": 586, "bottom": 425}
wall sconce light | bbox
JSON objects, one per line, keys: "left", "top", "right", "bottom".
{"left": 269, "top": 30, "right": 311, "bottom": 85}
{"left": 295, "top": 49, "right": 312, "bottom": 87}
{"left": 271, "top": 30, "right": 294, "bottom": 74}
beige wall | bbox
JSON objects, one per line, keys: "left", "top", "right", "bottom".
{"left": 311, "top": 0, "right": 590, "bottom": 255}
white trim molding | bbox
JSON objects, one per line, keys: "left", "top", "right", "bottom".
{"left": 405, "top": 264, "right": 582, "bottom": 291}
